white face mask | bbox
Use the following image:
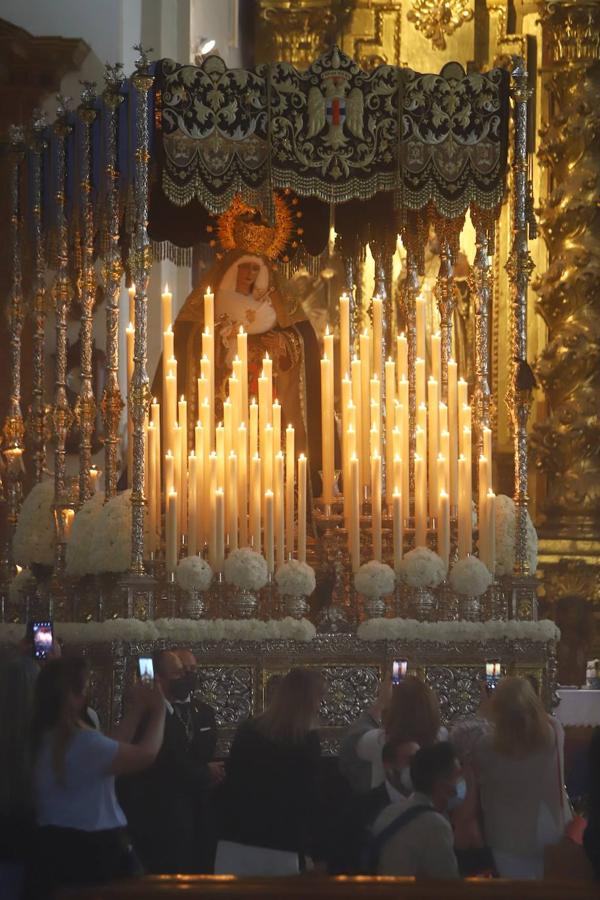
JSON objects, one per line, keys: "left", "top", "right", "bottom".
{"left": 400, "top": 766, "right": 413, "bottom": 794}
{"left": 447, "top": 777, "right": 467, "bottom": 811}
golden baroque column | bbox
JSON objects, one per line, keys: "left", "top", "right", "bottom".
{"left": 533, "top": 0, "right": 600, "bottom": 678}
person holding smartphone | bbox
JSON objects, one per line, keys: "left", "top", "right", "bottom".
{"left": 29, "top": 657, "right": 165, "bottom": 895}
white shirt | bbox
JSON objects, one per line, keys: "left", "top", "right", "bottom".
{"left": 372, "top": 793, "right": 459, "bottom": 878}
{"left": 356, "top": 727, "right": 449, "bottom": 788}
{"left": 35, "top": 728, "right": 127, "bottom": 832}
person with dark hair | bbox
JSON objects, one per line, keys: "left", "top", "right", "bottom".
{"left": 368, "top": 743, "right": 461, "bottom": 877}
{"left": 0, "top": 650, "right": 38, "bottom": 899}
{"left": 215, "top": 668, "right": 323, "bottom": 875}
{"left": 330, "top": 739, "right": 420, "bottom": 874}
{"left": 118, "top": 649, "right": 223, "bottom": 874}
{"left": 29, "top": 656, "right": 165, "bottom": 894}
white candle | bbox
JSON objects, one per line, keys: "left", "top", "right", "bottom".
{"left": 188, "top": 451, "right": 197, "bottom": 556}
{"left": 458, "top": 377, "right": 469, "bottom": 411}
{"left": 431, "top": 331, "right": 441, "bottom": 387}
{"left": 204, "top": 286, "right": 214, "bottom": 338}
{"left": 340, "top": 292, "right": 350, "bottom": 382}
{"left": 249, "top": 398, "right": 259, "bottom": 460}
{"left": 416, "top": 356, "right": 426, "bottom": 412}
{"left": 238, "top": 423, "right": 248, "bottom": 547}
{"left": 166, "top": 489, "right": 178, "bottom": 574}
{"left": 250, "top": 453, "right": 261, "bottom": 552}
{"left": 163, "top": 325, "right": 174, "bottom": 362}
{"left": 161, "top": 284, "right": 172, "bottom": 334}
{"left": 371, "top": 451, "right": 382, "bottom": 561}
{"left": 360, "top": 332, "right": 371, "bottom": 489}
{"left": 486, "top": 489, "right": 496, "bottom": 575}
{"left": 448, "top": 358, "right": 458, "bottom": 509}
{"left": 214, "top": 487, "right": 225, "bottom": 572}
{"left": 237, "top": 327, "right": 248, "bottom": 421}
{"left": 285, "top": 425, "right": 295, "bottom": 557}
{"left": 415, "top": 453, "right": 427, "bottom": 547}
{"left": 438, "top": 489, "right": 450, "bottom": 566}
{"left": 393, "top": 488, "right": 403, "bottom": 572}
{"left": 416, "top": 295, "right": 427, "bottom": 364}
{"left": 147, "top": 427, "right": 157, "bottom": 549}
{"left": 427, "top": 377, "right": 439, "bottom": 520}
{"left": 272, "top": 399, "right": 281, "bottom": 456}
{"left": 228, "top": 452, "right": 238, "bottom": 551}
{"left": 398, "top": 377, "right": 410, "bottom": 520}
{"left": 178, "top": 397, "right": 188, "bottom": 533}
{"left": 265, "top": 489, "right": 275, "bottom": 574}
{"left": 458, "top": 454, "right": 472, "bottom": 558}
{"left": 483, "top": 425, "right": 493, "bottom": 471}
{"left": 275, "top": 451, "right": 285, "bottom": 569}
{"left": 396, "top": 332, "right": 408, "bottom": 382}
{"left": 297, "top": 454, "right": 307, "bottom": 563}
{"left": 208, "top": 452, "right": 217, "bottom": 563}
{"left": 351, "top": 355, "right": 366, "bottom": 489}
{"left": 216, "top": 423, "right": 225, "bottom": 489}
{"left": 385, "top": 358, "right": 396, "bottom": 505}
{"left": 165, "top": 450, "right": 175, "bottom": 495}
{"left": 89, "top": 465, "right": 99, "bottom": 495}
{"left": 263, "top": 423, "right": 274, "bottom": 495}
{"left": 173, "top": 422, "right": 182, "bottom": 533}
{"left": 320, "top": 351, "right": 334, "bottom": 502}
{"left": 349, "top": 454, "right": 360, "bottom": 572}
{"left": 126, "top": 321, "right": 135, "bottom": 487}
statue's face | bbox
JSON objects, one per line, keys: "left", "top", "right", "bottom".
{"left": 236, "top": 260, "right": 262, "bottom": 295}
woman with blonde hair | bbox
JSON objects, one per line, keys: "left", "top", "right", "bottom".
{"left": 469, "top": 676, "right": 567, "bottom": 879}
{"left": 216, "top": 668, "right": 323, "bottom": 874}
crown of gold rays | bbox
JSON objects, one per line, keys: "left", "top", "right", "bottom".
{"left": 207, "top": 191, "right": 303, "bottom": 262}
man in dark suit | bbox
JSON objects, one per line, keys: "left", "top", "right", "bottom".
{"left": 118, "top": 650, "right": 222, "bottom": 874}
{"left": 173, "top": 649, "right": 218, "bottom": 766}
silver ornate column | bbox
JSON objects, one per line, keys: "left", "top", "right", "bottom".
{"left": 1, "top": 126, "right": 26, "bottom": 582}
{"left": 435, "top": 239, "right": 456, "bottom": 402}
{"left": 27, "top": 111, "right": 49, "bottom": 484}
{"left": 129, "top": 46, "right": 153, "bottom": 576}
{"left": 52, "top": 97, "right": 75, "bottom": 577}
{"left": 75, "top": 82, "right": 98, "bottom": 504}
{"left": 101, "top": 64, "right": 125, "bottom": 500}
{"left": 507, "top": 59, "right": 537, "bottom": 618}
{"left": 472, "top": 225, "right": 492, "bottom": 453}
{"left": 403, "top": 247, "right": 419, "bottom": 492}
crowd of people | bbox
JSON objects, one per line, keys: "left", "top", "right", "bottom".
{"left": 0, "top": 636, "right": 598, "bottom": 897}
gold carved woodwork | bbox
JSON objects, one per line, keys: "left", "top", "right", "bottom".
{"left": 406, "top": 0, "right": 473, "bottom": 52}
{"left": 256, "top": 0, "right": 402, "bottom": 69}
{"left": 532, "top": 0, "right": 600, "bottom": 674}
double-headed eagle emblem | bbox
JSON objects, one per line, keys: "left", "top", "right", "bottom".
{"left": 306, "top": 66, "right": 364, "bottom": 151}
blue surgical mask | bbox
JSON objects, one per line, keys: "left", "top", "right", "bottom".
{"left": 447, "top": 777, "right": 467, "bottom": 811}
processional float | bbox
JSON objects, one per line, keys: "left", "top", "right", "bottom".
{"left": 1, "top": 45, "right": 540, "bottom": 635}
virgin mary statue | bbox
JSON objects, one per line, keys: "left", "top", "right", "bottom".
{"left": 166, "top": 199, "right": 323, "bottom": 493}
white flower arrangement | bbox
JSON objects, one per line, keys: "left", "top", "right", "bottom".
{"left": 275, "top": 560, "right": 316, "bottom": 597}
{"left": 449, "top": 556, "right": 493, "bottom": 598}
{"left": 13, "top": 480, "right": 56, "bottom": 568}
{"left": 65, "top": 492, "right": 105, "bottom": 578}
{"left": 9, "top": 567, "right": 36, "bottom": 604}
{"left": 397, "top": 547, "right": 447, "bottom": 589}
{"left": 0, "top": 616, "right": 317, "bottom": 645}
{"left": 176, "top": 556, "right": 213, "bottom": 593}
{"left": 495, "top": 494, "right": 538, "bottom": 577}
{"left": 354, "top": 560, "right": 396, "bottom": 599}
{"left": 224, "top": 548, "right": 269, "bottom": 591}
{"left": 88, "top": 490, "right": 132, "bottom": 575}
{"left": 357, "top": 617, "right": 560, "bottom": 643}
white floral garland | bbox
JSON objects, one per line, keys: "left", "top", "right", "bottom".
{"left": 495, "top": 493, "right": 538, "bottom": 577}
{"left": 88, "top": 490, "right": 132, "bottom": 575}
{"left": 357, "top": 617, "right": 560, "bottom": 643}
{"left": 224, "top": 548, "right": 268, "bottom": 591}
{"left": 13, "top": 479, "right": 56, "bottom": 567}
{"left": 275, "top": 560, "right": 316, "bottom": 597}
{"left": 176, "top": 556, "right": 214, "bottom": 593}
{"left": 66, "top": 492, "right": 105, "bottom": 577}
{"left": 354, "top": 560, "right": 396, "bottom": 599}
{"left": 0, "top": 617, "right": 317, "bottom": 646}
{"left": 449, "top": 556, "right": 493, "bottom": 598}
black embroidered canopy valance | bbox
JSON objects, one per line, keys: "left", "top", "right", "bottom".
{"left": 155, "top": 48, "right": 509, "bottom": 223}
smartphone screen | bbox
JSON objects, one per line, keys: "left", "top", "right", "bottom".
{"left": 32, "top": 621, "right": 53, "bottom": 660}
{"left": 138, "top": 657, "right": 154, "bottom": 683}
{"left": 485, "top": 660, "right": 501, "bottom": 693}
{"left": 392, "top": 659, "right": 408, "bottom": 685}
